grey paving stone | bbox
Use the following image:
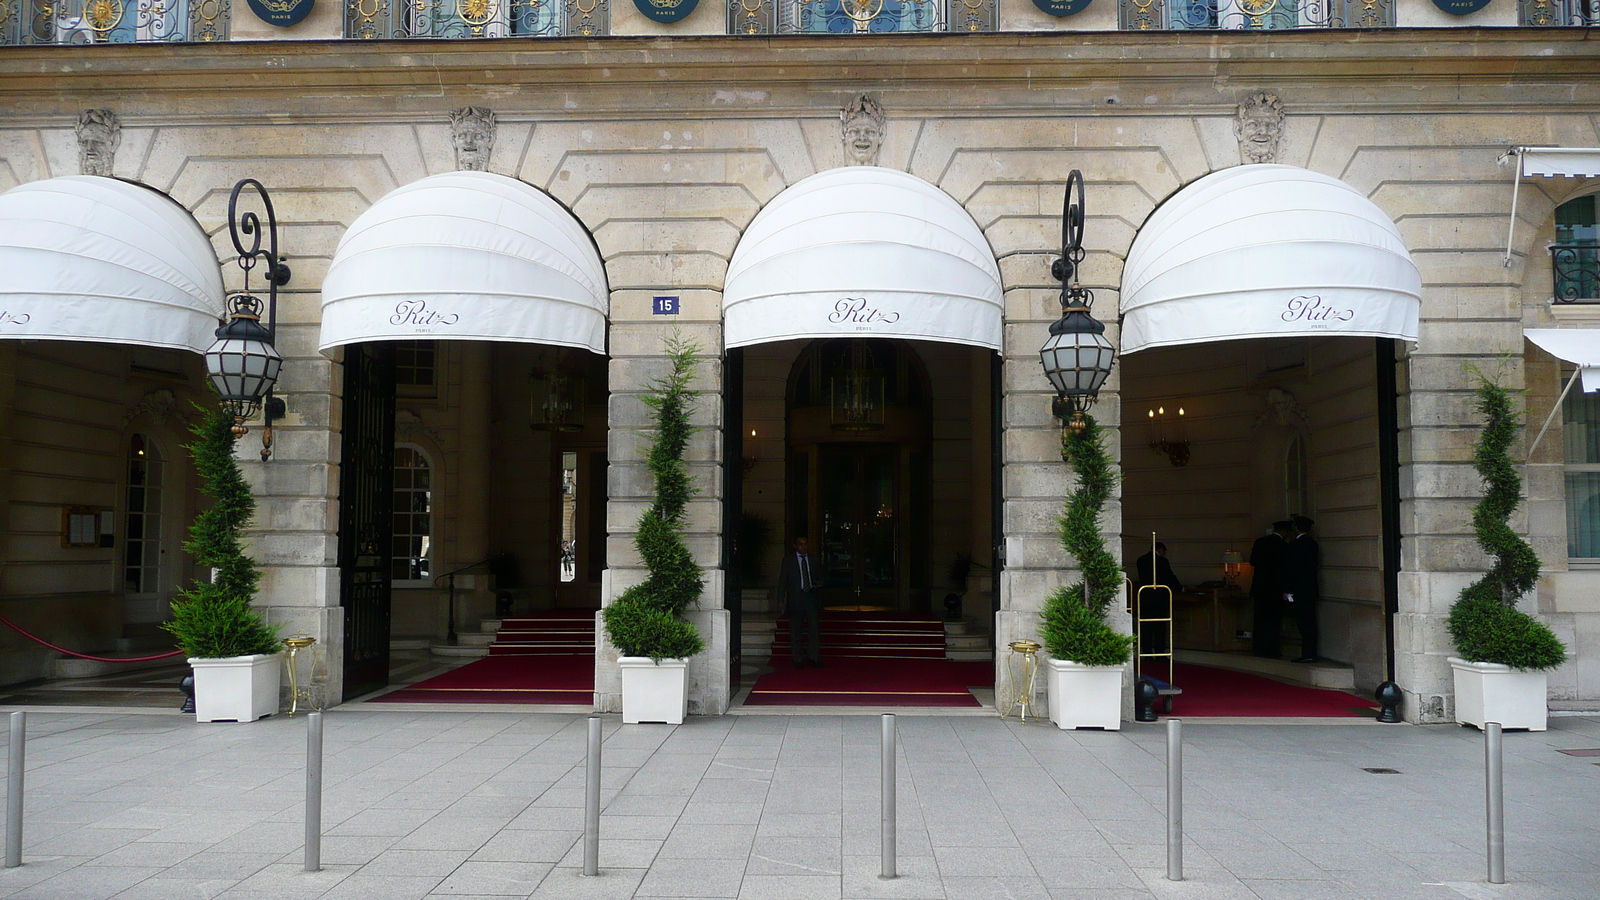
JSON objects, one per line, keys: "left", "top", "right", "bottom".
{"left": 601, "top": 815, "right": 680, "bottom": 841}
{"left": 7, "top": 864, "right": 164, "bottom": 900}
{"left": 660, "top": 824, "right": 759, "bottom": 859}
{"left": 526, "top": 867, "right": 648, "bottom": 900}
{"left": 559, "top": 838, "right": 664, "bottom": 869}
{"left": 107, "top": 876, "right": 239, "bottom": 900}
{"left": 636, "top": 857, "right": 747, "bottom": 898}
{"left": 430, "top": 860, "right": 555, "bottom": 895}
{"left": 317, "top": 873, "right": 446, "bottom": 900}
{"left": 840, "top": 855, "right": 945, "bottom": 900}
{"left": 737, "top": 874, "right": 843, "bottom": 899}
{"left": 361, "top": 848, "right": 474, "bottom": 876}
{"left": 472, "top": 829, "right": 580, "bottom": 863}
{"left": 86, "top": 841, "right": 208, "bottom": 868}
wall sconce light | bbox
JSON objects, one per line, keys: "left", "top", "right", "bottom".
{"left": 1147, "top": 404, "right": 1190, "bottom": 467}
{"left": 1221, "top": 550, "right": 1244, "bottom": 588}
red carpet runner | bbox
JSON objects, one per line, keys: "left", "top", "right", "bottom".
{"left": 372, "top": 655, "right": 593, "bottom": 704}
{"left": 745, "top": 657, "right": 993, "bottom": 707}
{"left": 1165, "top": 663, "right": 1378, "bottom": 717}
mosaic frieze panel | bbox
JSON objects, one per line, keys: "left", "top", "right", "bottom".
{"left": 345, "top": 0, "right": 604, "bottom": 38}
{"left": 1118, "top": 0, "right": 1392, "bottom": 29}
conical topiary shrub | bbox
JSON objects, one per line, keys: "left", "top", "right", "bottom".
{"left": 602, "top": 333, "right": 706, "bottom": 662}
{"left": 162, "top": 404, "right": 282, "bottom": 660}
{"left": 1446, "top": 370, "right": 1565, "bottom": 670}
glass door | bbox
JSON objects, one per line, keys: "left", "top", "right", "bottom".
{"left": 818, "top": 444, "right": 899, "bottom": 608}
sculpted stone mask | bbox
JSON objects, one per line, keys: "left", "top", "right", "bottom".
{"left": 1234, "top": 93, "right": 1283, "bottom": 166}
{"left": 450, "top": 108, "right": 496, "bottom": 172}
{"left": 843, "top": 119, "right": 881, "bottom": 166}
{"left": 76, "top": 110, "right": 120, "bottom": 177}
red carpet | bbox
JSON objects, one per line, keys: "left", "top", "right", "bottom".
{"left": 373, "top": 655, "right": 593, "bottom": 704}
{"left": 1166, "top": 663, "right": 1378, "bottom": 717}
{"left": 745, "top": 657, "right": 992, "bottom": 707}
{"left": 772, "top": 611, "right": 946, "bottom": 659}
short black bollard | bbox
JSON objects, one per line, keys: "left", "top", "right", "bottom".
{"left": 1135, "top": 678, "right": 1160, "bottom": 723}
{"left": 5, "top": 711, "right": 23, "bottom": 868}
{"left": 1374, "top": 681, "right": 1403, "bottom": 724}
{"left": 179, "top": 672, "right": 195, "bottom": 715}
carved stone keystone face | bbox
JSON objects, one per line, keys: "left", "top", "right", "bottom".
{"left": 450, "top": 106, "right": 496, "bottom": 172}
{"left": 840, "top": 94, "right": 885, "bottom": 167}
{"left": 76, "top": 109, "right": 120, "bottom": 177}
{"left": 1235, "top": 91, "right": 1284, "bottom": 166}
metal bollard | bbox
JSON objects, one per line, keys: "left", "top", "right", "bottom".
{"left": 305, "top": 711, "right": 323, "bottom": 872}
{"left": 881, "top": 714, "right": 896, "bottom": 880}
{"left": 6, "top": 711, "right": 23, "bottom": 868}
{"left": 584, "top": 715, "right": 601, "bottom": 877}
{"left": 1166, "top": 718, "right": 1183, "bottom": 881}
{"left": 1486, "top": 721, "right": 1504, "bottom": 884}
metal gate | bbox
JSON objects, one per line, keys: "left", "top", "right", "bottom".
{"left": 338, "top": 342, "right": 396, "bottom": 701}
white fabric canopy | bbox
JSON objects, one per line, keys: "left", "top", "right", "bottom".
{"left": 1526, "top": 329, "right": 1600, "bottom": 393}
{"left": 723, "top": 166, "right": 1003, "bottom": 351}
{"left": 0, "top": 176, "right": 225, "bottom": 354}
{"left": 320, "top": 171, "right": 607, "bottom": 354}
{"left": 1120, "top": 165, "right": 1421, "bottom": 355}
{"left": 1521, "top": 148, "right": 1600, "bottom": 179}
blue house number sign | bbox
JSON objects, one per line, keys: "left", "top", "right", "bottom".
{"left": 652, "top": 296, "right": 681, "bottom": 316}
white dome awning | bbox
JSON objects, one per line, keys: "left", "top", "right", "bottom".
{"left": 723, "top": 167, "right": 1003, "bottom": 351}
{"left": 320, "top": 171, "right": 608, "bottom": 354}
{"left": 0, "top": 176, "right": 225, "bottom": 354}
{"left": 1119, "top": 165, "right": 1421, "bottom": 355}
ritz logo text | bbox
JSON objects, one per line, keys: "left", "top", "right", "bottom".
{"left": 829, "top": 297, "right": 901, "bottom": 331}
{"left": 390, "top": 300, "right": 460, "bottom": 331}
{"left": 1280, "top": 295, "right": 1355, "bottom": 328}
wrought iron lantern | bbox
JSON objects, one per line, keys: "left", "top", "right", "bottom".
{"left": 1039, "top": 170, "right": 1116, "bottom": 433}
{"left": 204, "top": 179, "right": 289, "bottom": 460}
{"left": 831, "top": 338, "right": 886, "bottom": 431}
{"left": 529, "top": 369, "right": 585, "bottom": 432}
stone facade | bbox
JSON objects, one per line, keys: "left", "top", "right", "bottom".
{"left": 0, "top": 20, "right": 1597, "bottom": 722}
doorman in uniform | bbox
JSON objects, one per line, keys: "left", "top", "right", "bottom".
{"left": 776, "top": 536, "right": 823, "bottom": 668}
{"left": 1248, "top": 520, "right": 1294, "bottom": 658}
{"left": 1286, "top": 515, "right": 1321, "bottom": 663}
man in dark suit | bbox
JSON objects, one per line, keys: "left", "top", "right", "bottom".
{"left": 1248, "top": 520, "right": 1294, "bottom": 658}
{"left": 1133, "top": 543, "right": 1181, "bottom": 656}
{"left": 1286, "top": 515, "right": 1320, "bottom": 663}
{"left": 775, "top": 536, "right": 823, "bottom": 669}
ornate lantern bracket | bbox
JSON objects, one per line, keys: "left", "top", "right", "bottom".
{"left": 1038, "top": 169, "right": 1117, "bottom": 434}
{"left": 205, "top": 179, "right": 290, "bottom": 461}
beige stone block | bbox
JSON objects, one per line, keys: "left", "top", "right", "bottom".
{"left": 1003, "top": 535, "right": 1073, "bottom": 571}
{"left": 610, "top": 356, "right": 721, "bottom": 395}
{"left": 604, "top": 253, "right": 731, "bottom": 295}
{"left": 607, "top": 497, "right": 722, "bottom": 535}
{"left": 253, "top": 532, "right": 339, "bottom": 567}
{"left": 1004, "top": 462, "right": 1075, "bottom": 500}
{"left": 258, "top": 564, "right": 340, "bottom": 608}
{"left": 573, "top": 181, "right": 763, "bottom": 233}
{"left": 596, "top": 219, "right": 744, "bottom": 264}
{"left": 608, "top": 534, "right": 723, "bottom": 571}
{"left": 0, "top": 132, "right": 50, "bottom": 186}
{"left": 1000, "top": 568, "right": 1076, "bottom": 613}
{"left": 607, "top": 322, "right": 724, "bottom": 359}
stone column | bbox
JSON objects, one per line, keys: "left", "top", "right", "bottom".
{"left": 600, "top": 309, "right": 728, "bottom": 717}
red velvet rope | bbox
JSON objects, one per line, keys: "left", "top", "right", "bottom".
{"left": 0, "top": 615, "right": 185, "bottom": 663}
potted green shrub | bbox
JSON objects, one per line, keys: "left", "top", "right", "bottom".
{"left": 1040, "top": 415, "right": 1137, "bottom": 730}
{"left": 162, "top": 405, "right": 283, "bottom": 722}
{"left": 1446, "top": 370, "right": 1567, "bottom": 731}
{"left": 603, "top": 334, "right": 706, "bottom": 724}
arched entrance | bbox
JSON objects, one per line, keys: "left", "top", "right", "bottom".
{"left": 721, "top": 166, "right": 1003, "bottom": 707}
{"left": 1117, "top": 165, "right": 1420, "bottom": 716}
{"left": 0, "top": 176, "right": 224, "bottom": 699}
{"left": 320, "top": 171, "right": 609, "bottom": 703}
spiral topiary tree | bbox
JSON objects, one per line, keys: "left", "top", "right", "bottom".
{"left": 1039, "top": 415, "right": 1136, "bottom": 666}
{"left": 1445, "top": 369, "right": 1566, "bottom": 670}
{"left": 603, "top": 332, "right": 707, "bottom": 662}
{"left": 161, "top": 403, "right": 282, "bottom": 660}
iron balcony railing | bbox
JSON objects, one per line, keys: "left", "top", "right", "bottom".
{"left": 0, "top": 0, "right": 225, "bottom": 43}
{"left": 1119, "top": 0, "right": 1392, "bottom": 29}
{"left": 729, "top": 0, "right": 996, "bottom": 34}
{"left": 1554, "top": 243, "right": 1600, "bottom": 304}
{"left": 345, "top": 0, "right": 606, "bottom": 38}
{"left": 1519, "top": 0, "right": 1598, "bottom": 24}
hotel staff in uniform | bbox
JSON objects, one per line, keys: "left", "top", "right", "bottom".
{"left": 776, "top": 536, "right": 823, "bottom": 669}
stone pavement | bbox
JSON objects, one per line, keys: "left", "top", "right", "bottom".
{"left": 0, "top": 708, "right": 1595, "bottom": 900}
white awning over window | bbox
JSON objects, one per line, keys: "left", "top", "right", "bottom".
{"left": 722, "top": 166, "right": 1003, "bottom": 351}
{"left": 1119, "top": 165, "right": 1421, "bottom": 355}
{"left": 0, "top": 176, "right": 225, "bottom": 354}
{"left": 1526, "top": 329, "right": 1600, "bottom": 393}
{"left": 320, "top": 171, "right": 608, "bottom": 354}
{"left": 1521, "top": 148, "right": 1600, "bottom": 179}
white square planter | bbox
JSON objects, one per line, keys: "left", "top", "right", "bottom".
{"left": 619, "top": 656, "right": 689, "bottom": 725}
{"left": 1450, "top": 657, "right": 1548, "bottom": 732}
{"left": 1046, "top": 659, "right": 1124, "bottom": 731}
{"left": 190, "top": 653, "right": 283, "bottom": 723}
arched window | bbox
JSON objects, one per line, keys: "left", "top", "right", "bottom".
{"left": 1285, "top": 434, "right": 1309, "bottom": 518}
{"left": 1554, "top": 193, "right": 1598, "bottom": 303}
{"left": 123, "top": 434, "right": 162, "bottom": 595}
{"left": 393, "top": 446, "right": 433, "bottom": 583}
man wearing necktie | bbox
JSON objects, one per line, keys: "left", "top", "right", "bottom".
{"left": 776, "top": 536, "right": 823, "bottom": 669}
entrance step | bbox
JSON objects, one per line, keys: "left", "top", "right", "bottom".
{"left": 430, "top": 643, "right": 489, "bottom": 659}
{"left": 1175, "top": 648, "right": 1356, "bottom": 690}
{"left": 742, "top": 614, "right": 778, "bottom": 663}
{"left": 391, "top": 638, "right": 429, "bottom": 651}
{"left": 773, "top": 612, "right": 946, "bottom": 659}
{"left": 945, "top": 619, "right": 993, "bottom": 662}
{"left": 488, "top": 610, "right": 597, "bottom": 657}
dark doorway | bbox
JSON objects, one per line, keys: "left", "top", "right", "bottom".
{"left": 338, "top": 342, "right": 397, "bottom": 701}
{"left": 818, "top": 444, "right": 901, "bottom": 608}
